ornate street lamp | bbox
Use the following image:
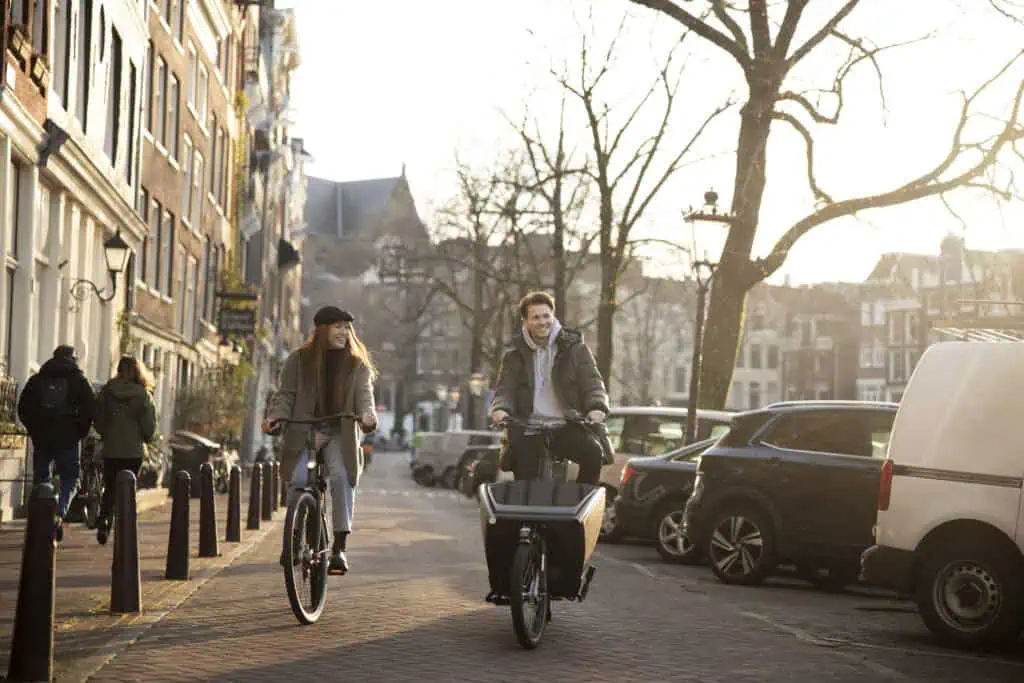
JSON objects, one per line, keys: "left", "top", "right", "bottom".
{"left": 682, "top": 189, "right": 734, "bottom": 444}
{"left": 70, "top": 229, "right": 131, "bottom": 303}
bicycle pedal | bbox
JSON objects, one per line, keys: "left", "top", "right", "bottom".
{"left": 485, "top": 592, "right": 510, "bottom": 606}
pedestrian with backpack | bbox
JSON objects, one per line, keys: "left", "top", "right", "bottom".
{"left": 17, "top": 345, "right": 97, "bottom": 542}
{"left": 93, "top": 356, "right": 157, "bottom": 545}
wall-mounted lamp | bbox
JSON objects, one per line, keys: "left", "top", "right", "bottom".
{"left": 68, "top": 230, "right": 131, "bottom": 303}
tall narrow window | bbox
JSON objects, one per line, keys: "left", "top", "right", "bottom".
{"left": 104, "top": 28, "right": 123, "bottom": 163}
{"left": 145, "top": 41, "right": 154, "bottom": 132}
{"left": 210, "top": 115, "right": 220, "bottom": 195}
{"left": 161, "top": 212, "right": 175, "bottom": 296}
{"left": 149, "top": 199, "right": 161, "bottom": 288}
{"left": 172, "top": 0, "right": 184, "bottom": 43}
{"left": 192, "top": 153, "right": 204, "bottom": 227}
{"left": 180, "top": 135, "right": 193, "bottom": 221}
{"left": 155, "top": 58, "right": 167, "bottom": 146}
{"left": 126, "top": 61, "right": 137, "bottom": 185}
{"left": 76, "top": 0, "right": 94, "bottom": 130}
{"left": 168, "top": 74, "right": 180, "bottom": 160}
{"left": 138, "top": 188, "right": 149, "bottom": 278}
{"left": 197, "top": 65, "right": 208, "bottom": 123}
{"left": 31, "top": 0, "right": 48, "bottom": 55}
{"left": 53, "top": 0, "right": 72, "bottom": 108}
{"left": 187, "top": 45, "right": 197, "bottom": 107}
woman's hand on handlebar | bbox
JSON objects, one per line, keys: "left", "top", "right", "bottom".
{"left": 359, "top": 413, "right": 377, "bottom": 433}
{"left": 261, "top": 418, "right": 280, "bottom": 435}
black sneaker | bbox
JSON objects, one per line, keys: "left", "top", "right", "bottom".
{"left": 54, "top": 517, "right": 64, "bottom": 544}
{"left": 96, "top": 517, "right": 109, "bottom": 546}
{"left": 328, "top": 550, "right": 348, "bottom": 575}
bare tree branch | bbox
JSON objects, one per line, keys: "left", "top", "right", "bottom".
{"left": 629, "top": 0, "right": 751, "bottom": 68}
{"left": 785, "top": 0, "right": 861, "bottom": 68}
{"left": 770, "top": 110, "right": 834, "bottom": 204}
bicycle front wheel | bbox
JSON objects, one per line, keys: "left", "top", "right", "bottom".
{"left": 283, "top": 491, "right": 329, "bottom": 624}
{"left": 509, "top": 542, "right": 548, "bottom": 649}
{"left": 82, "top": 470, "right": 101, "bottom": 529}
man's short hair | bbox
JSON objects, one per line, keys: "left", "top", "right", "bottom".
{"left": 518, "top": 291, "right": 556, "bottom": 319}
{"left": 54, "top": 345, "right": 75, "bottom": 360}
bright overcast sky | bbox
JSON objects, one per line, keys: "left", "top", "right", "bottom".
{"left": 278, "top": 0, "right": 1024, "bottom": 285}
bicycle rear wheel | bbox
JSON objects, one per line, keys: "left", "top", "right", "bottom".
{"left": 82, "top": 469, "right": 101, "bottom": 529}
{"left": 283, "top": 491, "right": 329, "bottom": 624}
{"left": 509, "top": 542, "right": 548, "bottom": 649}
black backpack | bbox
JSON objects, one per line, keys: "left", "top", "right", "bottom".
{"left": 37, "top": 376, "right": 72, "bottom": 420}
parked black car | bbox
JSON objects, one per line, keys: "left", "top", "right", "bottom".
{"left": 683, "top": 401, "right": 897, "bottom": 590}
{"left": 613, "top": 437, "right": 717, "bottom": 563}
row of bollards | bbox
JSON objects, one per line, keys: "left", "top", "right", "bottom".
{"left": 8, "top": 460, "right": 284, "bottom": 682}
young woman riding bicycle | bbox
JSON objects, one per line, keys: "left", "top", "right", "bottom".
{"left": 262, "top": 306, "right": 378, "bottom": 574}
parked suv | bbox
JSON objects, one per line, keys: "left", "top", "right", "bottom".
{"left": 683, "top": 401, "right": 896, "bottom": 589}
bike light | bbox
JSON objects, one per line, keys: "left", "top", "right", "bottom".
{"left": 620, "top": 463, "right": 636, "bottom": 485}
{"left": 306, "top": 459, "right": 316, "bottom": 470}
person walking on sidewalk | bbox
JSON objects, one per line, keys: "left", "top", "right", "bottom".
{"left": 262, "top": 306, "right": 378, "bottom": 575}
{"left": 93, "top": 356, "right": 157, "bottom": 545}
{"left": 17, "top": 345, "right": 97, "bottom": 542}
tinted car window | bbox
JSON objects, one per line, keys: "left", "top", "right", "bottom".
{"left": 866, "top": 410, "right": 896, "bottom": 458}
{"left": 621, "top": 415, "right": 685, "bottom": 455}
{"left": 669, "top": 437, "right": 717, "bottom": 462}
{"left": 761, "top": 411, "right": 871, "bottom": 457}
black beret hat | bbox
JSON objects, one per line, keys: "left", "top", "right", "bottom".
{"left": 313, "top": 305, "right": 354, "bottom": 327}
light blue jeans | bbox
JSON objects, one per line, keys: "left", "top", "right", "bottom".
{"left": 287, "top": 435, "right": 355, "bottom": 533}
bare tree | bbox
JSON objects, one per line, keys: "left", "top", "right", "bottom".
{"left": 629, "top": 0, "right": 1024, "bottom": 408}
{"left": 555, "top": 11, "right": 732, "bottom": 385}
{"left": 507, "top": 95, "right": 598, "bottom": 323}
{"left": 611, "top": 276, "right": 687, "bottom": 404}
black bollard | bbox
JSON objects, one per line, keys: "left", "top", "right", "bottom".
{"left": 271, "top": 461, "right": 280, "bottom": 512}
{"left": 7, "top": 484, "right": 57, "bottom": 682}
{"left": 226, "top": 464, "right": 242, "bottom": 543}
{"left": 198, "top": 463, "right": 219, "bottom": 558}
{"left": 246, "top": 464, "right": 262, "bottom": 530}
{"left": 261, "top": 462, "right": 273, "bottom": 521}
{"left": 165, "top": 471, "right": 191, "bottom": 580}
{"left": 111, "top": 470, "right": 141, "bottom": 614}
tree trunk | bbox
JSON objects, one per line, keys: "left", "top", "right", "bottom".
{"left": 697, "top": 84, "right": 775, "bottom": 409}
{"left": 552, "top": 177, "right": 567, "bottom": 323}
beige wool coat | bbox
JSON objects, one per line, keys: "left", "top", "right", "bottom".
{"left": 266, "top": 347, "right": 377, "bottom": 487}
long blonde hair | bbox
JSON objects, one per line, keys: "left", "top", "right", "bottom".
{"left": 116, "top": 356, "right": 155, "bottom": 392}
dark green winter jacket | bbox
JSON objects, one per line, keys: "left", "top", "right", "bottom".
{"left": 95, "top": 379, "right": 157, "bottom": 460}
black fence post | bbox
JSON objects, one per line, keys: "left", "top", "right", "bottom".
{"left": 271, "top": 461, "right": 280, "bottom": 512}
{"left": 226, "top": 464, "right": 242, "bottom": 542}
{"left": 111, "top": 470, "right": 141, "bottom": 614}
{"left": 261, "top": 462, "right": 273, "bottom": 521}
{"left": 166, "top": 471, "right": 191, "bottom": 580}
{"left": 247, "top": 464, "right": 262, "bottom": 530}
{"left": 6, "top": 483, "right": 57, "bottom": 683}
{"left": 198, "top": 463, "right": 219, "bottom": 558}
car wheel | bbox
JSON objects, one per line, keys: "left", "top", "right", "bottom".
{"left": 599, "top": 489, "right": 624, "bottom": 543}
{"left": 916, "top": 543, "right": 1024, "bottom": 649}
{"left": 706, "top": 503, "right": 777, "bottom": 586}
{"left": 441, "top": 467, "right": 459, "bottom": 490}
{"left": 653, "top": 500, "right": 699, "bottom": 564}
{"left": 412, "top": 466, "right": 435, "bottom": 487}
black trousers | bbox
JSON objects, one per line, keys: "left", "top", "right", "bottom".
{"left": 508, "top": 423, "right": 603, "bottom": 485}
{"left": 99, "top": 458, "right": 143, "bottom": 520}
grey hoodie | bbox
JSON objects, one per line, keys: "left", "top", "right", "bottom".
{"left": 522, "top": 318, "right": 568, "bottom": 423}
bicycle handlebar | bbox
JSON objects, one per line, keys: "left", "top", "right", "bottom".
{"left": 489, "top": 414, "right": 594, "bottom": 432}
{"left": 264, "top": 412, "right": 370, "bottom": 437}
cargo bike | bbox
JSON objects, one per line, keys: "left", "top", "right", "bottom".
{"left": 478, "top": 416, "right": 606, "bottom": 649}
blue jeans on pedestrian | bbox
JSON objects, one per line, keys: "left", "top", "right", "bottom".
{"left": 33, "top": 443, "right": 81, "bottom": 519}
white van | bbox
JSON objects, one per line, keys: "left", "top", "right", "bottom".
{"left": 860, "top": 342, "right": 1024, "bottom": 648}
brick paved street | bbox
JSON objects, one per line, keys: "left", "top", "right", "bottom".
{"left": 77, "top": 453, "right": 1024, "bottom": 683}
{"left": 0, "top": 478, "right": 281, "bottom": 682}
